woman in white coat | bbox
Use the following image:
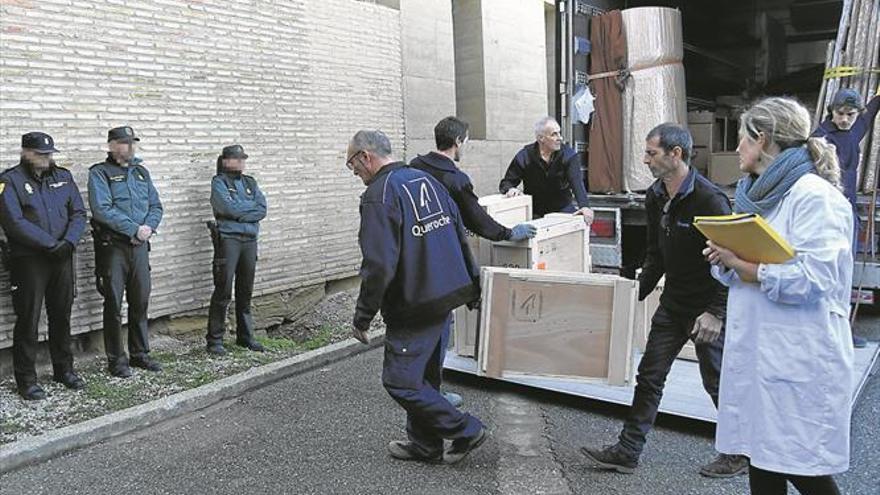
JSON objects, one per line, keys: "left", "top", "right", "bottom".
{"left": 703, "top": 97, "right": 855, "bottom": 495}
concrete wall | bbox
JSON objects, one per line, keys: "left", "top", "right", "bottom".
{"left": 450, "top": 0, "right": 551, "bottom": 196}
{"left": 400, "top": 0, "right": 457, "bottom": 158}
{"left": 0, "top": 0, "right": 403, "bottom": 348}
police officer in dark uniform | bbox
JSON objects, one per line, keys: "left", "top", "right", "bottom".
{"left": 88, "top": 126, "right": 163, "bottom": 377}
{"left": 206, "top": 144, "right": 267, "bottom": 355}
{"left": 347, "top": 129, "right": 487, "bottom": 465}
{"left": 409, "top": 116, "right": 537, "bottom": 409}
{"left": 500, "top": 116, "right": 594, "bottom": 222}
{"left": 0, "top": 132, "right": 87, "bottom": 400}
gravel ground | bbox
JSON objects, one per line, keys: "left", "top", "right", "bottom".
{"left": 0, "top": 288, "right": 377, "bottom": 446}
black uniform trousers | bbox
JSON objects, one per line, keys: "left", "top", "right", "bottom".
{"left": 98, "top": 240, "right": 151, "bottom": 366}
{"left": 618, "top": 304, "right": 724, "bottom": 456}
{"left": 10, "top": 253, "right": 75, "bottom": 386}
{"left": 207, "top": 235, "right": 257, "bottom": 345}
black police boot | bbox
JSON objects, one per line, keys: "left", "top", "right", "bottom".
{"left": 236, "top": 339, "right": 265, "bottom": 352}
{"left": 444, "top": 427, "right": 488, "bottom": 464}
{"left": 130, "top": 355, "right": 162, "bottom": 372}
{"left": 580, "top": 443, "right": 639, "bottom": 474}
{"left": 17, "top": 383, "right": 47, "bottom": 401}
{"left": 53, "top": 370, "right": 86, "bottom": 390}
{"left": 206, "top": 344, "right": 227, "bottom": 356}
{"left": 108, "top": 362, "right": 133, "bottom": 378}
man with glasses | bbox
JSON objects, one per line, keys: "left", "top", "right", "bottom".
{"left": 88, "top": 126, "right": 163, "bottom": 378}
{"left": 499, "top": 116, "right": 593, "bottom": 221}
{"left": 347, "top": 130, "right": 487, "bottom": 465}
{"left": 0, "top": 132, "right": 87, "bottom": 400}
{"left": 580, "top": 123, "right": 746, "bottom": 478}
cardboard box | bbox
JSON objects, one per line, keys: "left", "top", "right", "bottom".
{"left": 709, "top": 152, "right": 743, "bottom": 186}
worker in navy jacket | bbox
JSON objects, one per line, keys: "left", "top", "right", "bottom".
{"left": 0, "top": 132, "right": 87, "bottom": 400}
{"left": 812, "top": 88, "right": 880, "bottom": 349}
{"left": 410, "top": 116, "right": 537, "bottom": 242}
{"left": 206, "top": 144, "right": 267, "bottom": 355}
{"left": 88, "top": 126, "right": 163, "bottom": 378}
{"left": 347, "top": 130, "right": 487, "bottom": 465}
{"left": 500, "top": 116, "right": 593, "bottom": 222}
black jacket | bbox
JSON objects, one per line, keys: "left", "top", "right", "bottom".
{"left": 499, "top": 142, "right": 589, "bottom": 218}
{"left": 410, "top": 152, "right": 511, "bottom": 241}
{"left": 639, "top": 167, "right": 731, "bottom": 319}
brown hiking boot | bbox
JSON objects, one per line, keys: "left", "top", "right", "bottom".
{"left": 699, "top": 453, "right": 749, "bottom": 478}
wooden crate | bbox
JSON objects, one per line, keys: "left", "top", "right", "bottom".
{"left": 633, "top": 277, "right": 698, "bottom": 362}
{"left": 489, "top": 215, "right": 590, "bottom": 272}
{"left": 465, "top": 194, "right": 533, "bottom": 266}
{"left": 477, "top": 268, "right": 638, "bottom": 386}
{"left": 456, "top": 194, "right": 533, "bottom": 357}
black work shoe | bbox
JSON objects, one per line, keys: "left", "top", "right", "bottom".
{"left": 387, "top": 441, "right": 442, "bottom": 464}
{"left": 17, "top": 384, "right": 47, "bottom": 401}
{"left": 130, "top": 355, "right": 162, "bottom": 372}
{"left": 206, "top": 344, "right": 227, "bottom": 356}
{"left": 53, "top": 371, "right": 86, "bottom": 390}
{"left": 699, "top": 453, "right": 749, "bottom": 478}
{"left": 236, "top": 340, "right": 265, "bottom": 352}
{"left": 444, "top": 427, "right": 488, "bottom": 464}
{"left": 581, "top": 443, "right": 639, "bottom": 474}
{"left": 109, "top": 364, "right": 133, "bottom": 378}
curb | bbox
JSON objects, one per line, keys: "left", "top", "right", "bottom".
{"left": 0, "top": 330, "right": 385, "bottom": 474}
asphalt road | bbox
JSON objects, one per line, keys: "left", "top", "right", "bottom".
{"left": 1, "top": 317, "right": 878, "bottom": 495}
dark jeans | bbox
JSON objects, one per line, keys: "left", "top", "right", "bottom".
{"left": 207, "top": 236, "right": 257, "bottom": 345}
{"left": 98, "top": 241, "right": 151, "bottom": 366}
{"left": 618, "top": 304, "right": 724, "bottom": 456}
{"left": 749, "top": 464, "right": 841, "bottom": 495}
{"left": 10, "top": 253, "right": 75, "bottom": 386}
{"left": 383, "top": 313, "right": 483, "bottom": 454}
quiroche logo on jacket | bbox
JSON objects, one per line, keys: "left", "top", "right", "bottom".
{"left": 354, "top": 163, "right": 480, "bottom": 331}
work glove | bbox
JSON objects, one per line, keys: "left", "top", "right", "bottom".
{"left": 509, "top": 223, "right": 538, "bottom": 241}
{"left": 48, "top": 240, "right": 73, "bottom": 260}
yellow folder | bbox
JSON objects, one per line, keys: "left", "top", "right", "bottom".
{"left": 693, "top": 213, "right": 795, "bottom": 264}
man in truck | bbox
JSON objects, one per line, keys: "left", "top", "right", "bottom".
{"left": 812, "top": 87, "right": 880, "bottom": 349}
{"left": 499, "top": 116, "right": 594, "bottom": 223}
{"left": 580, "top": 123, "right": 748, "bottom": 478}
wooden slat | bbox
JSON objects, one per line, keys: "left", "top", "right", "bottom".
{"left": 607, "top": 278, "right": 637, "bottom": 386}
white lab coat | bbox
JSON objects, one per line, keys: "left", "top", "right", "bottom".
{"left": 712, "top": 173, "right": 855, "bottom": 476}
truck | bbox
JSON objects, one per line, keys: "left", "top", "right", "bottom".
{"left": 554, "top": 0, "right": 880, "bottom": 304}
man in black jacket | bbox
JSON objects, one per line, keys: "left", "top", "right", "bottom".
{"left": 499, "top": 116, "right": 593, "bottom": 222}
{"left": 410, "top": 116, "right": 537, "bottom": 243}
{"left": 581, "top": 123, "right": 747, "bottom": 478}
{"left": 410, "top": 117, "right": 537, "bottom": 409}
{"left": 348, "top": 130, "right": 487, "bottom": 465}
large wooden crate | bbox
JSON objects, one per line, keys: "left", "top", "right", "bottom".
{"left": 455, "top": 194, "right": 533, "bottom": 357}
{"left": 489, "top": 215, "right": 590, "bottom": 272}
{"left": 476, "top": 268, "right": 638, "bottom": 386}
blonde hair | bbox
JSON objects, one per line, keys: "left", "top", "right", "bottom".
{"left": 739, "top": 96, "right": 841, "bottom": 188}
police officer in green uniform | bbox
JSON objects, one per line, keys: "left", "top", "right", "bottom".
{"left": 0, "top": 132, "right": 87, "bottom": 400}
{"left": 206, "top": 145, "right": 267, "bottom": 355}
{"left": 88, "top": 126, "right": 163, "bottom": 377}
